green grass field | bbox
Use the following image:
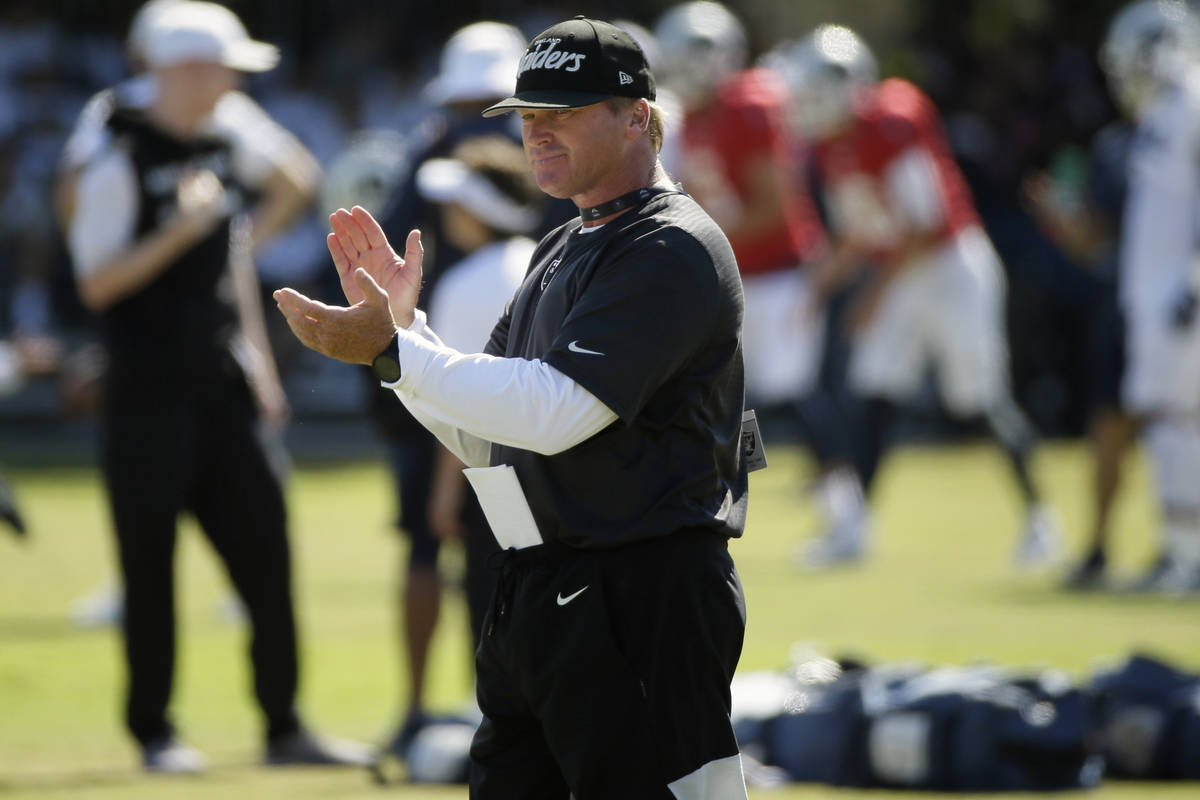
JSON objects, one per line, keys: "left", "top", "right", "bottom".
{"left": 1, "top": 440, "right": 1197, "bottom": 799}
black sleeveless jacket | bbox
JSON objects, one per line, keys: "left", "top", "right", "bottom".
{"left": 99, "top": 106, "right": 244, "bottom": 403}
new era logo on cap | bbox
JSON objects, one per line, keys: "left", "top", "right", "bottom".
{"left": 482, "top": 16, "right": 655, "bottom": 117}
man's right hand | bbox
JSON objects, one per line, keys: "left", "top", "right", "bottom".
{"left": 176, "top": 168, "right": 227, "bottom": 238}
{"left": 327, "top": 206, "right": 423, "bottom": 328}
{"left": 273, "top": 269, "right": 396, "bottom": 366}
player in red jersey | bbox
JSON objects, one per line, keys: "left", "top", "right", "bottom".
{"left": 655, "top": 2, "right": 869, "bottom": 567}
{"left": 774, "top": 24, "right": 1062, "bottom": 567}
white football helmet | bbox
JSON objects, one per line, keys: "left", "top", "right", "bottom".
{"left": 653, "top": 1, "right": 748, "bottom": 109}
{"left": 1100, "top": 0, "right": 1200, "bottom": 118}
{"left": 774, "top": 24, "right": 878, "bottom": 141}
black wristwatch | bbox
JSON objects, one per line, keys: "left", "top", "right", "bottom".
{"left": 371, "top": 333, "right": 402, "bottom": 382}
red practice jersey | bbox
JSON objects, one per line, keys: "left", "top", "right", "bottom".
{"left": 811, "top": 78, "right": 978, "bottom": 261}
{"left": 680, "top": 67, "right": 826, "bottom": 275}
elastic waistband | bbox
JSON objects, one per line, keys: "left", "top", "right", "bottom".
{"left": 491, "top": 527, "right": 727, "bottom": 570}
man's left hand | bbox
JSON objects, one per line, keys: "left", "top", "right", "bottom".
{"left": 274, "top": 268, "right": 397, "bottom": 365}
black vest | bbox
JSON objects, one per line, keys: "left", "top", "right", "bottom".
{"left": 100, "top": 107, "right": 242, "bottom": 396}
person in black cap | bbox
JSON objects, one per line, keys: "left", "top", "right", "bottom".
{"left": 275, "top": 15, "right": 751, "bottom": 799}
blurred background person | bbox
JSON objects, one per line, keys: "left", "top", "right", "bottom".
{"left": 777, "top": 24, "right": 1062, "bottom": 569}
{"left": 1099, "top": 0, "right": 1200, "bottom": 593}
{"left": 62, "top": 1, "right": 367, "bottom": 771}
{"left": 58, "top": 0, "right": 321, "bottom": 628}
{"left": 374, "top": 20, "right": 536, "bottom": 265}
{"left": 353, "top": 19, "right": 564, "bottom": 758}
{"left": 377, "top": 133, "right": 546, "bottom": 763}
{"left": 1023, "top": 88, "right": 1136, "bottom": 590}
{"left": 654, "top": 1, "right": 870, "bottom": 569}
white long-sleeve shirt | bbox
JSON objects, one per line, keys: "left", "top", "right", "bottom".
{"left": 382, "top": 310, "right": 618, "bottom": 467}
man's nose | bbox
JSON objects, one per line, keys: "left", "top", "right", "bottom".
{"left": 524, "top": 117, "right": 553, "bottom": 145}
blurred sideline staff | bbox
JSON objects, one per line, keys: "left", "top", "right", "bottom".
{"left": 61, "top": 0, "right": 367, "bottom": 772}
{"left": 55, "top": 0, "right": 319, "bottom": 628}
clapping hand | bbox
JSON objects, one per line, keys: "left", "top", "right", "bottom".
{"left": 328, "top": 206, "right": 423, "bottom": 327}
{"left": 273, "top": 206, "right": 423, "bottom": 365}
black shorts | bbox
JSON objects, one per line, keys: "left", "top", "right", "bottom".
{"left": 384, "top": 435, "right": 439, "bottom": 568}
{"left": 470, "top": 531, "right": 747, "bottom": 799}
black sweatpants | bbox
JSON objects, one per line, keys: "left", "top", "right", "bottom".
{"left": 470, "top": 531, "right": 747, "bottom": 799}
{"left": 101, "top": 369, "right": 299, "bottom": 746}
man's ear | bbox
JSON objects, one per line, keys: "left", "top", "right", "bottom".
{"left": 627, "top": 98, "right": 650, "bottom": 138}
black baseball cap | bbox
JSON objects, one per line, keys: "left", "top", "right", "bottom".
{"left": 481, "top": 16, "right": 655, "bottom": 117}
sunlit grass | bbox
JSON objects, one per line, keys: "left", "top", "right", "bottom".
{"left": 0, "top": 439, "right": 1196, "bottom": 798}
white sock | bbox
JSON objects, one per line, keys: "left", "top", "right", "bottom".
{"left": 819, "top": 466, "right": 866, "bottom": 530}
{"left": 1163, "top": 520, "right": 1200, "bottom": 572}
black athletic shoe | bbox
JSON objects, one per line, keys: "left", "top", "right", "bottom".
{"left": 1061, "top": 549, "right": 1107, "bottom": 591}
{"left": 265, "top": 728, "right": 373, "bottom": 767}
